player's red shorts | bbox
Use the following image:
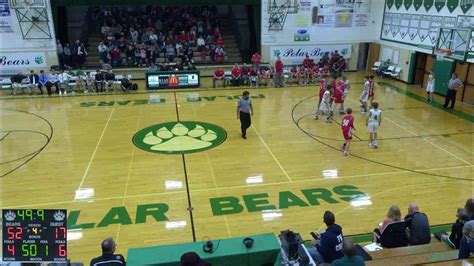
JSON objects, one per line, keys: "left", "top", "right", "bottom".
{"left": 369, "top": 91, "right": 374, "bottom": 98}
{"left": 334, "top": 95, "right": 344, "bottom": 103}
{"left": 342, "top": 129, "right": 352, "bottom": 140}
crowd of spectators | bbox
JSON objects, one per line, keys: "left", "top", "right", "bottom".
{"left": 212, "top": 51, "right": 347, "bottom": 88}
{"left": 90, "top": 5, "right": 225, "bottom": 68}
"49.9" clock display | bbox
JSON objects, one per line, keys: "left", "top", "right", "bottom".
{"left": 2, "top": 209, "right": 67, "bottom": 262}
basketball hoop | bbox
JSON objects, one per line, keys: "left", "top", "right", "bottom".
{"left": 435, "top": 48, "right": 452, "bottom": 61}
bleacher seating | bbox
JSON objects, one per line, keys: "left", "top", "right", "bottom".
{"left": 84, "top": 6, "right": 242, "bottom": 68}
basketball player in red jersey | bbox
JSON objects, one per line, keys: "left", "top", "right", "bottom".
{"left": 368, "top": 75, "right": 375, "bottom": 104}
{"left": 341, "top": 108, "right": 355, "bottom": 156}
{"left": 318, "top": 78, "right": 327, "bottom": 110}
{"left": 332, "top": 79, "right": 345, "bottom": 114}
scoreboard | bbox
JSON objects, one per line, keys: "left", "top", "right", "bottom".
{"left": 2, "top": 209, "right": 67, "bottom": 262}
{"left": 146, "top": 70, "right": 200, "bottom": 89}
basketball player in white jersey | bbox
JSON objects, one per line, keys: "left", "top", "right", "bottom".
{"left": 359, "top": 76, "right": 370, "bottom": 114}
{"left": 426, "top": 71, "right": 435, "bottom": 102}
{"left": 314, "top": 84, "right": 333, "bottom": 123}
{"left": 366, "top": 102, "right": 382, "bottom": 148}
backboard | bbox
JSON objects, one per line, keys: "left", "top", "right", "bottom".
{"left": 433, "top": 27, "right": 473, "bottom": 62}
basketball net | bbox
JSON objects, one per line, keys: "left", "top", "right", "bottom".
{"left": 435, "top": 48, "right": 452, "bottom": 61}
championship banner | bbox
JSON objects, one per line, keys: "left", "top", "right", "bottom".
{"left": 270, "top": 45, "right": 352, "bottom": 65}
{"left": 0, "top": 52, "right": 47, "bottom": 69}
{"left": 0, "top": 0, "right": 13, "bottom": 33}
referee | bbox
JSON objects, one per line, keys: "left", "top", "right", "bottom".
{"left": 237, "top": 91, "right": 253, "bottom": 139}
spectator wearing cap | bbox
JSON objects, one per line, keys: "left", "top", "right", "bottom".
{"left": 90, "top": 238, "right": 125, "bottom": 266}
{"left": 404, "top": 203, "right": 431, "bottom": 245}
{"left": 331, "top": 238, "right": 365, "bottom": 266}
{"left": 458, "top": 220, "right": 474, "bottom": 259}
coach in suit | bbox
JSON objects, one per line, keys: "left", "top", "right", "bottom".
{"left": 29, "top": 70, "right": 43, "bottom": 95}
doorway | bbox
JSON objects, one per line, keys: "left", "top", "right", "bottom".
{"left": 413, "top": 52, "right": 428, "bottom": 86}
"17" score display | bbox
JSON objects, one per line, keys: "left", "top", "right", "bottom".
{"left": 2, "top": 209, "right": 67, "bottom": 262}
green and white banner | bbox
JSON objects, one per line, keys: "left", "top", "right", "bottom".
{"left": 0, "top": 52, "right": 47, "bottom": 69}
{"left": 381, "top": 0, "right": 472, "bottom": 50}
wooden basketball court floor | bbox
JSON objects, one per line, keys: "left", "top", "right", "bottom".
{"left": 1, "top": 72, "right": 473, "bottom": 262}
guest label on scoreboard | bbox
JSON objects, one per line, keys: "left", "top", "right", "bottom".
{"left": 2, "top": 209, "right": 67, "bottom": 262}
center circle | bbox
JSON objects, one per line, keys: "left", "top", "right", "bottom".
{"left": 132, "top": 121, "right": 227, "bottom": 154}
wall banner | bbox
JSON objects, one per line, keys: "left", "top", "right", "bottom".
{"left": 270, "top": 45, "right": 352, "bottom": 64}
{"left": 0, "top": 52, "right": 47, "bottom": 70}
{"left": 0, "top": 0, "right": 13, "bottom": 33}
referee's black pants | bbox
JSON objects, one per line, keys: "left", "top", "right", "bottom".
{"left": 443, "top": 89, "right": 457, "bottom": 109}
{"left": 240, "top": 111, "right": 251, "bottom": 137}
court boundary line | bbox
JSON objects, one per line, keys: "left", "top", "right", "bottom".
{"left": 0, "top": 81, "right": 367, "bottom": 101}
{"left": 0, "top": 108, "right": 54, "bottom": 178}
{"left": 74, "top": 108, "right": 114, "bottom": 200}
{"left": 383, "top": 115, "right": 472, "bottom": 165}
{"left": 116, "top": 107, "right": 143, "bottom": 243}
{"left": 379, "top": 82, "right": 474, "bottom": 123}
{"left": 4, "top": 165, "right": 470, "bottom": 210}
{"left": 252, "top": 125, "right": 293, "bottom": 182}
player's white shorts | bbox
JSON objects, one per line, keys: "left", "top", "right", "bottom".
{"left": 426, "top": 83, "right": 434, "bottom": 93}
{"left": 318, "top": 101, "right": 332, "bottom": 114}
{"left": 368, "top": 122, "right": 379, "bottom": 133}
{"left": 359, "top": 92, "right": 369, "bottom": 102}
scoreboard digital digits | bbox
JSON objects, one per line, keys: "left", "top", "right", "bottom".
{"left": 2, "top": 209, "right": 67, "bottom": 262}
{"left": 146, "top": 70, "right": 200, "bottom": 89}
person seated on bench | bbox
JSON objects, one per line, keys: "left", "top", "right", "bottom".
{"left": 331, "top": 238, "right": 365, "bottom": 266}
{"left": 458, "top": 220, "right": 474, "bottom": 259}
{"left": 309, "top": 211, "right": 344, "bottom": 264}
{"left": 11, "top": 71, "right": 29, "bottom": 95}
{"left": 374, "top": 205, "right": 401, "bottom": 241}
{"left": 442, "top": 208, "right": 468, "bottom": 249}
{"left": 404, "top": 203, "right": 431, "bottom": 245}
{"left": 212, "top": 67, "right": 226, "bottom": 88}
{"left": 121, "top": 74, "right": 132, "bottom": 93}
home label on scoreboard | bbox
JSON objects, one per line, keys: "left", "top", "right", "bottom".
{"left": 2, "top": 209, "right": 67, "bottom": 262}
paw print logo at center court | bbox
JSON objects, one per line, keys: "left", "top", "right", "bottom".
{"left": 133, "top": 122, "right": 227, "bottom": 154}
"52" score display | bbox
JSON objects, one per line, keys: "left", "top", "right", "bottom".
{"left": 2, "top": 209, "right": 67, "bottom": 262}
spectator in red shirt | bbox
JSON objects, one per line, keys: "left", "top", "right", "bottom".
{"left": 249, "top": 67, "right": 259, "bottom": 87}
{"left": 213, "top": 67, "right": 226, "bottom": 88}
{"left": 303, "top": 55, "right": 313, "bottom": 68}
{"left": 110, "top": 48, "right": 122, "bottom": 67}
{"left": 251, "top": 52, "right": 261, "bottom": 70}
{"left": 216, "top": 36, "right": 225, "bottom": 48}
{"left": 288, "top": 66, "right": 298, "bottom": 84}
{"left": 274, "top": 56, "right": 284, "bottom": 87}
{"left": 231, "top": 63, "right": 241, "bottom": 86}
{"left": 338, "top": 58, "right": 347, "bottom": 75}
